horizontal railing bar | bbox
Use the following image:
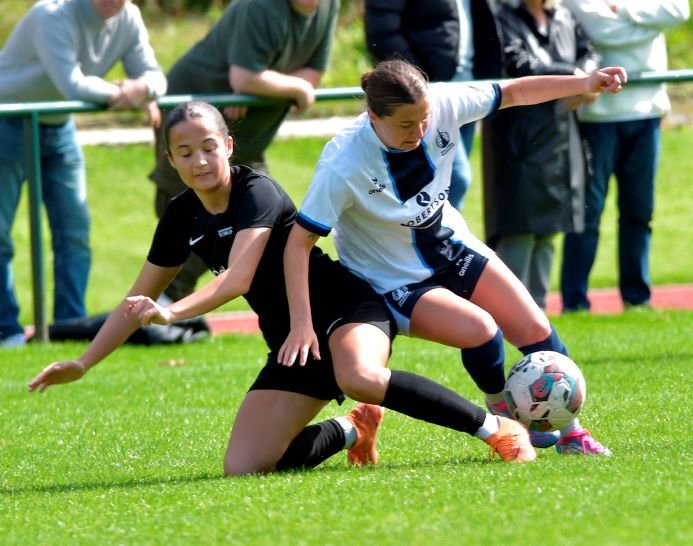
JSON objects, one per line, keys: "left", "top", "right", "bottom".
{"left": 2, "top": 70, "right": 691, "bottom": 116}
{"left": 5, "top": 68, "right": 692, "bottom": 341}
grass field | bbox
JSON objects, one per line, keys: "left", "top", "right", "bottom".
{"left": 2, "top": 310, "right": 692, "bottom": 545}
{"left": 1, "top": 4, "right": 692, "bottom": 543}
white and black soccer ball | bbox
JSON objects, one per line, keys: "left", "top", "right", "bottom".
{"left": 504, "top": 351, "right": 586, "bottom": 432}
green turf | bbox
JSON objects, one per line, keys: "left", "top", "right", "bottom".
{"left": 2, "top": 310, "right": 691, "bottom": 545}
{"left": 2, "top": 5, "right": 692, "bottom": 544}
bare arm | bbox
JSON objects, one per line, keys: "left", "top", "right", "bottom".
{"left": 499, "top": 66, "right": 627, "bottom": 109}
{"left": 28, "top": 261, "right": 178, "bottom": 392}
{"left": 127, "top": 227, "right": 271, "bottom": 325}
{"left": 289, "top": 67, "right": 324, "bottom": 89}
{"left": 29, "top": 228, "right": 272, "bottom": 393}
{"left": 278, "top": 224, "right": 321, "bottom": 367}
{"left": 225, "top": 66, "right": 322, "bottom": 119}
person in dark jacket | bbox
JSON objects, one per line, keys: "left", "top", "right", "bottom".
{"left": 481, "top": 0, "right": 600, "bottom": 309}
{"left": 364, "top": 0, "right": 502, "bottom": 210}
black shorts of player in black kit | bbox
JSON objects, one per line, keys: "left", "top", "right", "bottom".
{"left": 249, "top": 258, "right": 396, "bottom": 403}
{"left": 384, "top": 246, "right": 489, "bottom": 335}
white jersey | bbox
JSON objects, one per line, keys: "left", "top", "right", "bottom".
{"left": 297, "top": 81, "right": 502, "bottom": 294}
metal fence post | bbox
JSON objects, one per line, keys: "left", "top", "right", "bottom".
{"left": 22, "top": 113, "right": 48, "bottom": 342}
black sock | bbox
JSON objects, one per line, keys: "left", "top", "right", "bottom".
{"left": 382, "top": 370, "right": 486, "bottom": 435}
{"left": 275, "top": 419, "right": 345, "bottom": 471}
{"left": 461, "top": 329, "right": 506, "bottom": 394}
{"left": 519, "top": 324, "right": 568, "bottom": 356}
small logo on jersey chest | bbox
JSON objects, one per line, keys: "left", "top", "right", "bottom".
{"left": 416, "top": 191, "right": 431, "bottom": 207}
{"left": 189, "top": 234, "right": 204, "bottom": 246}
{"left": 400, "top": 190, "right": 449, "bottom": 227}
{"left": 435, "top": 129, "right": 455, "bottom": 156}
{"left": 217, "top": 226, "right": 234, "bottom": 237}
{"left": 368, "top": 176, "right": 386, "bottom": 194}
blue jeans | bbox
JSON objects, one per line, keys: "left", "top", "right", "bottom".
{"left": 0, "top": 117, "right": 90, "bottom": 337}
{"left": 561, "top": 117, "right": 660, "bottom": 310}
{"left": 448, "top": 122, "right": 476, "bottom": 210}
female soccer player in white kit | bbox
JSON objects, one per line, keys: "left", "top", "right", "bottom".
{"left": 281, "top": 59, "right": 623, "bottom": 455}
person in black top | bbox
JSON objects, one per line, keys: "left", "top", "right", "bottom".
{"left": 29, "top": 101, "right": 538, "bottom": 474}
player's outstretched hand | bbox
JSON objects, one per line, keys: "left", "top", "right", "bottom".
{"left": 28, "top": 360, "right": 86, "bottom": 393}
{"left": 589, "top": 67, "right": 627, "bottom": 94}
{"left": 278, "top": 324, "right": 321, "bottom": 367}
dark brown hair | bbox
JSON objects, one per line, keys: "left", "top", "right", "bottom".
{"left": 163, "top": 101, "right": 229, "bottom": 151}
{"left": 360, "top": 59, "right": 429, "bottom": 118}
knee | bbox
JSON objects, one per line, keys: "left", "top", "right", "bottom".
{"left": 223, "top": 461, "right": 253, "bottom": 477}
{"left": 335, "top": 364, "right": 389, "bottom": 404}
{"left": 519, "top": 316, "right": 552, "bottom": 346}
{"left": 471, "top": 310, "right": 500, "bottom": 347}
{"left": 223, "top": 455, "right": 273, "bottom": 477}
{"left": 223, "top": 459, "right": 245, "bottom": 477}
{"left": 223, "top": 443, "right": 276, "bottom": 476}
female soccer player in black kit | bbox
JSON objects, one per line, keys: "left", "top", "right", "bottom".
{"left": 29, "top": 102, "right": 535, "bottom": 475}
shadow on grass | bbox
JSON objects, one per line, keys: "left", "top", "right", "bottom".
{"left": 1, "top": 454, "right": 499, "bottom": 495}
{"left": 0, "top": 471, "right": 223, "bottom": 496}
{"left": 275, "top": 454, "right": 506, "bottom": 477}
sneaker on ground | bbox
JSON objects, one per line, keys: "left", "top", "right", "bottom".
{"left": 487, "top": 399, "right": 560, "bottom": 448}
{"left": 1, "top": 332, "right": 26, "bottom": 348}
{"left": 346, "top": 403, "right": 384, "bottom": 467}
{"left": 555, "top": 427, "right": 612, "bottom": 456}
{"left": 484, "top": 416, "right": 537, "bottom": 462}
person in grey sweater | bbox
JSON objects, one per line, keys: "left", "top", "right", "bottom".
{"left": 0, "top": 0, "right": 167, "bottom": 347}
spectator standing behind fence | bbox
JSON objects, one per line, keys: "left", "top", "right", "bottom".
{"left": 0, "top": 0, "right": 166, "bottom": 348}
{"left": 149, "top": 0, "right": 339, "bottom": 305}
{"left": 481, "top": 0, "right": 600, "bottom": 310}
{"left": 364, "top": 0, "right": 502, "bottom": 210}
{"left": 560, "top": 0, "right": 690, "bottom": 312}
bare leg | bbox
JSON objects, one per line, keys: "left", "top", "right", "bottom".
{"left": 410, "top": 287, "right": 497, "bottom": 348}
{"left": 224, "top": 390, "right": 328, "bottom": 475}
{"left": 330, "top": 323, "right": 391, "bottom": 403}
{"left": 470, "top": 255, "right": 552, "bottom": 347}
{"left": 329, "top": 322, "right": 491, "bottom": 437}
{"left": 407, "top": 287, "right": 505, "bottom": 396}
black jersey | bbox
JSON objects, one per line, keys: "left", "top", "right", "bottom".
{"left": 147, "top": 165, "right": 383, "bottom": 352}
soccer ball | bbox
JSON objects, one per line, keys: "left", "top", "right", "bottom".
{"left": 504, "top": 351, "right": 586, "bottom": 432}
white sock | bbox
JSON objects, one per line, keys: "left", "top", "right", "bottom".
{"left": 475, "top": 413, "right": 500, "bottom": 440}
{"left": 335, "top": 416, "right": 357, "bottom": 448}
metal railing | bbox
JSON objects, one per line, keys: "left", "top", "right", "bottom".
{"left": 1, "top": 69, "right": 692, "bottom": 341}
